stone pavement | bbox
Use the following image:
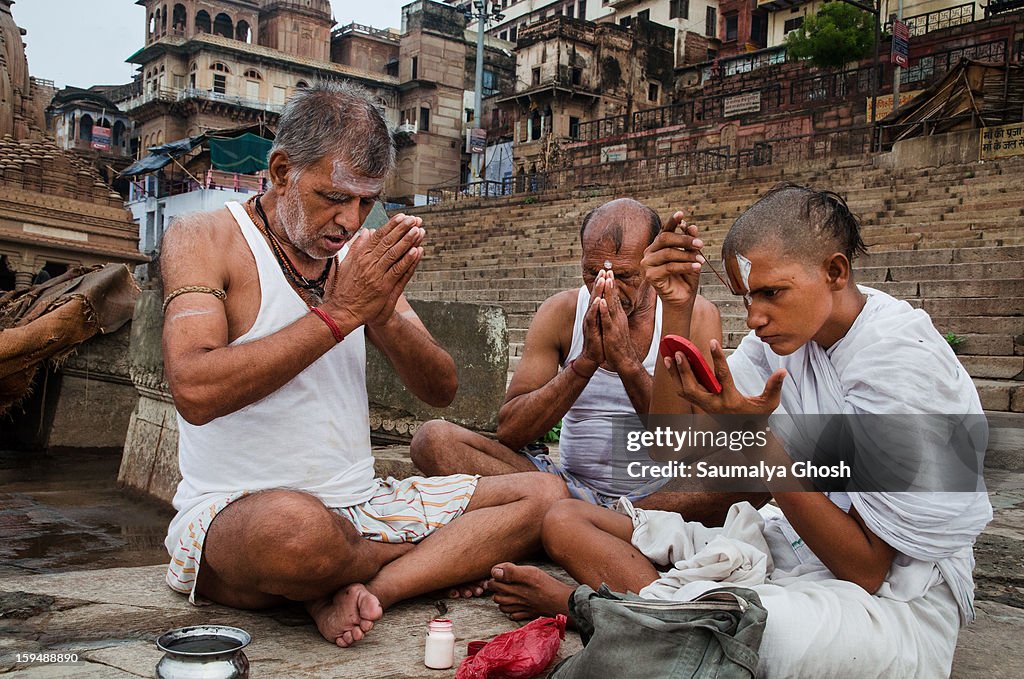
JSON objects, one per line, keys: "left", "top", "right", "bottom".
{"left": 0, "top": 563, "right": 583, "bottom": 678}
{"left": 1, "top": 426, "right": 1023, "bottom": 677}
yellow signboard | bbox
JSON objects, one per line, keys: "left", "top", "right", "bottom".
{"left": 867, "top": 90, "right": 923, "bottom": 122}
{"left": 980, "top": 123, "right": 1024, "bottom": 160}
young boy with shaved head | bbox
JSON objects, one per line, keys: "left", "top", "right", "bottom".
{"left": 486, "top": 185, "right": 991, "bottom": 678}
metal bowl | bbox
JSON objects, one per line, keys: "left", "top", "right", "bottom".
{"left": 155, "top": 625, "right": 251, "bottom": 679}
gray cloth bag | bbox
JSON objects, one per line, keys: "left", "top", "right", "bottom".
{"left": 550, "top": 584, "right": 767, "bottom": 679}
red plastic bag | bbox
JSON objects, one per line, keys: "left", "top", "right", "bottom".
{"left": 455, "top": 615, "right": 567, "bottom": 679}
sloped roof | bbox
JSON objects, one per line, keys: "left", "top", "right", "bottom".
{"left": 881, "top": 58, "right": 1024, "bottom": 144}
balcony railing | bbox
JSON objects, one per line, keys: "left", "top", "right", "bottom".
{"left": 122, "top": 86, "right": 286, "bottom": 114}
{"left": 129, "top": 170, "right": 268, "bottom": 201}
{"left": 901, "top": 38, "right": 1007, "bottom": 85}
{"left": 177, "top": 88, "right": 286, "bottom": 114}
{"left": 333, "top": 22, "right": 401, "bottom": 42}
{"left": 575, "top": 114, "right": 629, "bottom": 142}
{"left": 885, "top": 3, "right": 975, "bottom": 38}
{"left": 121, "top": 87, "right": 178, "bottom": 112}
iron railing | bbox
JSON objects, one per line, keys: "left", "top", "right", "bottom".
{"left": 426, "top": 128, "right": 876, "bottom": 205}
{"left": 426, "top": 174, "right": 552, "bottom": 205}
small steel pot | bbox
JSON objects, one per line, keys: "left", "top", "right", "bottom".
{"left": 155, "top": 625, "right": 251, "bottom": 679}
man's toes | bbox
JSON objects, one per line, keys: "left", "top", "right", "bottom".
{"left": 336, "top": 631, "right": 354, "bottom": 648}
{"left": 491, "top": 563, "right": 515, "bottom": 582}
{"left": 493, "top": 593, "right": 522, "bottom": 606}
{"left": 359, "top": 619, "right": 374, "bottom": 634}
{"left": 509, "top": 610, "right": 535, "bottom": 621}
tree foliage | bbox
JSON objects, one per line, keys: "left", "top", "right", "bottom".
{"left": 784, "top": 2, "right": 875, "bottom": 69}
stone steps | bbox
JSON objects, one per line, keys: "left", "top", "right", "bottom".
{"left": 408, "top": 154, "right": 1024, "bottom": 410}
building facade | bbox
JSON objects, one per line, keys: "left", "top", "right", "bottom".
{"left": 498, "top": 15, "right": 674, "bottom": 174}
{"left": 117, "top": 0, "right": 517, "bottom": 217}
{"left": 0, "top": 0, "right": 144, "bottom": 291}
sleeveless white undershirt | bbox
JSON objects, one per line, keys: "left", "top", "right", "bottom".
{"left": 168, "top": 201, "right": 376, "bottom": 531}
{"left": 557, "top": 285, "right": 662, "bottom": 496}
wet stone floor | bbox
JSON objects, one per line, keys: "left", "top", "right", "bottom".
{"left": 0, "top": 448, "right": 173, "bottom": 577}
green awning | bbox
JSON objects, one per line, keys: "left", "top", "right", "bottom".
{"left": 209, "top": 132, "right": 273, "bottom": 174}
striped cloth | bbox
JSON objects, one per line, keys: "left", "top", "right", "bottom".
{"left": 336, "top": 474, "right": 479, "bottom": 543}
{"left": 526, "top": 452, "right": 667, "bottom": 508}
{"left": 165, "top": 474, "right": 478, "bottom": 603}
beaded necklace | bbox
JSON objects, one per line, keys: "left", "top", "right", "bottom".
{"left": 246, "top": 194, "right": 333, "bottom": 303}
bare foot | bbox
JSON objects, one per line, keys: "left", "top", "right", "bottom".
{"left": 307, "top": 584, "right": 384, "bottom": 647}
{"left": 486, "top": 563, "right": 574, "bottom": 621}
{"left": 447, "top": 579, "right": 488, "bottom": 599}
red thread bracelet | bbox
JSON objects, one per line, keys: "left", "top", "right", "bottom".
{"left": 569, "top": 358, "right": 592, "bottom": 379}
{"left": 310, "top": 307, "right": 345, "bottom": 343}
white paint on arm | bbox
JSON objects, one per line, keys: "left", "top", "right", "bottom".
{"left": 167, "top": 308, "right": 216, "bottom": 323}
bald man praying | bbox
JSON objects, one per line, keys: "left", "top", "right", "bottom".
{"left": 410, "top": 198, "right": 761, "bottom": 523}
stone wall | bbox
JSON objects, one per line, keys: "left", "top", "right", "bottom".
{"left": 47, "top": 326, "right": 137, "bottom": 450}
{"left": 119, "top": 291, "right": 510, "bottom": 504}
{"left": 366, "top": 300, "right": 508, "bottom": 437}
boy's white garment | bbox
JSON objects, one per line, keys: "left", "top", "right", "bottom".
{"left": 631, "top": 287, "right": 991, "bottom": 678}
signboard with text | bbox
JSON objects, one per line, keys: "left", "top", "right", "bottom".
{"left": 980, "top": 123, "right": 1024, "bottom": 160}
{"left": 867, "top": 90, "right": 922, "bottom": 121}
{"left": 466, "top": 127, "right": 486, "bottom": 154}
{"left": 600, "top": 143, "right": 627, "bottom": 163}
{"left": 723, "top": 91, "right": 761, "bottom": 117}
{"left": 91, "top": 126, "right": 111, "bottom": 151}
{"left": 891, "top": 19, "right": 909, "bottom": 68}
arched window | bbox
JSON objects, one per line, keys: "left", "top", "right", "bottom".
{"left": 236, "top": 20, "right": 252, "bottom": 43}
{"left": 213, "top": 13, "right": 233, "bottom": 38}
{"left": 296, "top": 80, "right": 309, "bottom": 89}
{"left": 172, "top": 3, "right": 186, "bottom": 31}
{"left": 161, "top": 4, "right": 167, "bottom": 33}
{"left": 244, "top": 69, "right": 262, "bottom": 99}
{"left": 154, "top": 8, "right": 162, "bottom": 34}
{"left": 156, "top": 130, "right": 164, "bottom": 144}
{"left": 196, "top": 10, "right": 211, "bottom": 33}
{"left": 210, "top": 63, "right": 230, "bottom": 94}
{"left": 189, "top": 62, "right": 197, "bottom": 88}
{"left": 113, "top": 121, "right": 127, "bottom": 148}
{"left": 148, "top": 13, "right": 155, "bottom": 38}
{"left": 80, "top": 114, "right": 94, "bottom": 142}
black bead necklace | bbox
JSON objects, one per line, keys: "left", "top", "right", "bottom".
{"left": 251, "top": 194, "right": 333, "bottom": 302}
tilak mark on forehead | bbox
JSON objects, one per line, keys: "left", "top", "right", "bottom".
{"left": 735, "top": 253, "right": 753, "bottom": 306}
{"left": 331, "top": 160, "right": 385, "bottom": 196}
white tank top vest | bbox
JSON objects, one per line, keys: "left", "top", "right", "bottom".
{"left": 168, "top": 201, "right": 376, "bottom": 533}
{"left": 558, "top": 285, "right": 662, "bottom": 496}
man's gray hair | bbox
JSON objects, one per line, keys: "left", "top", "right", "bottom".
{"left": 270, "top": 80, "right": 395, "bottom": 177}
